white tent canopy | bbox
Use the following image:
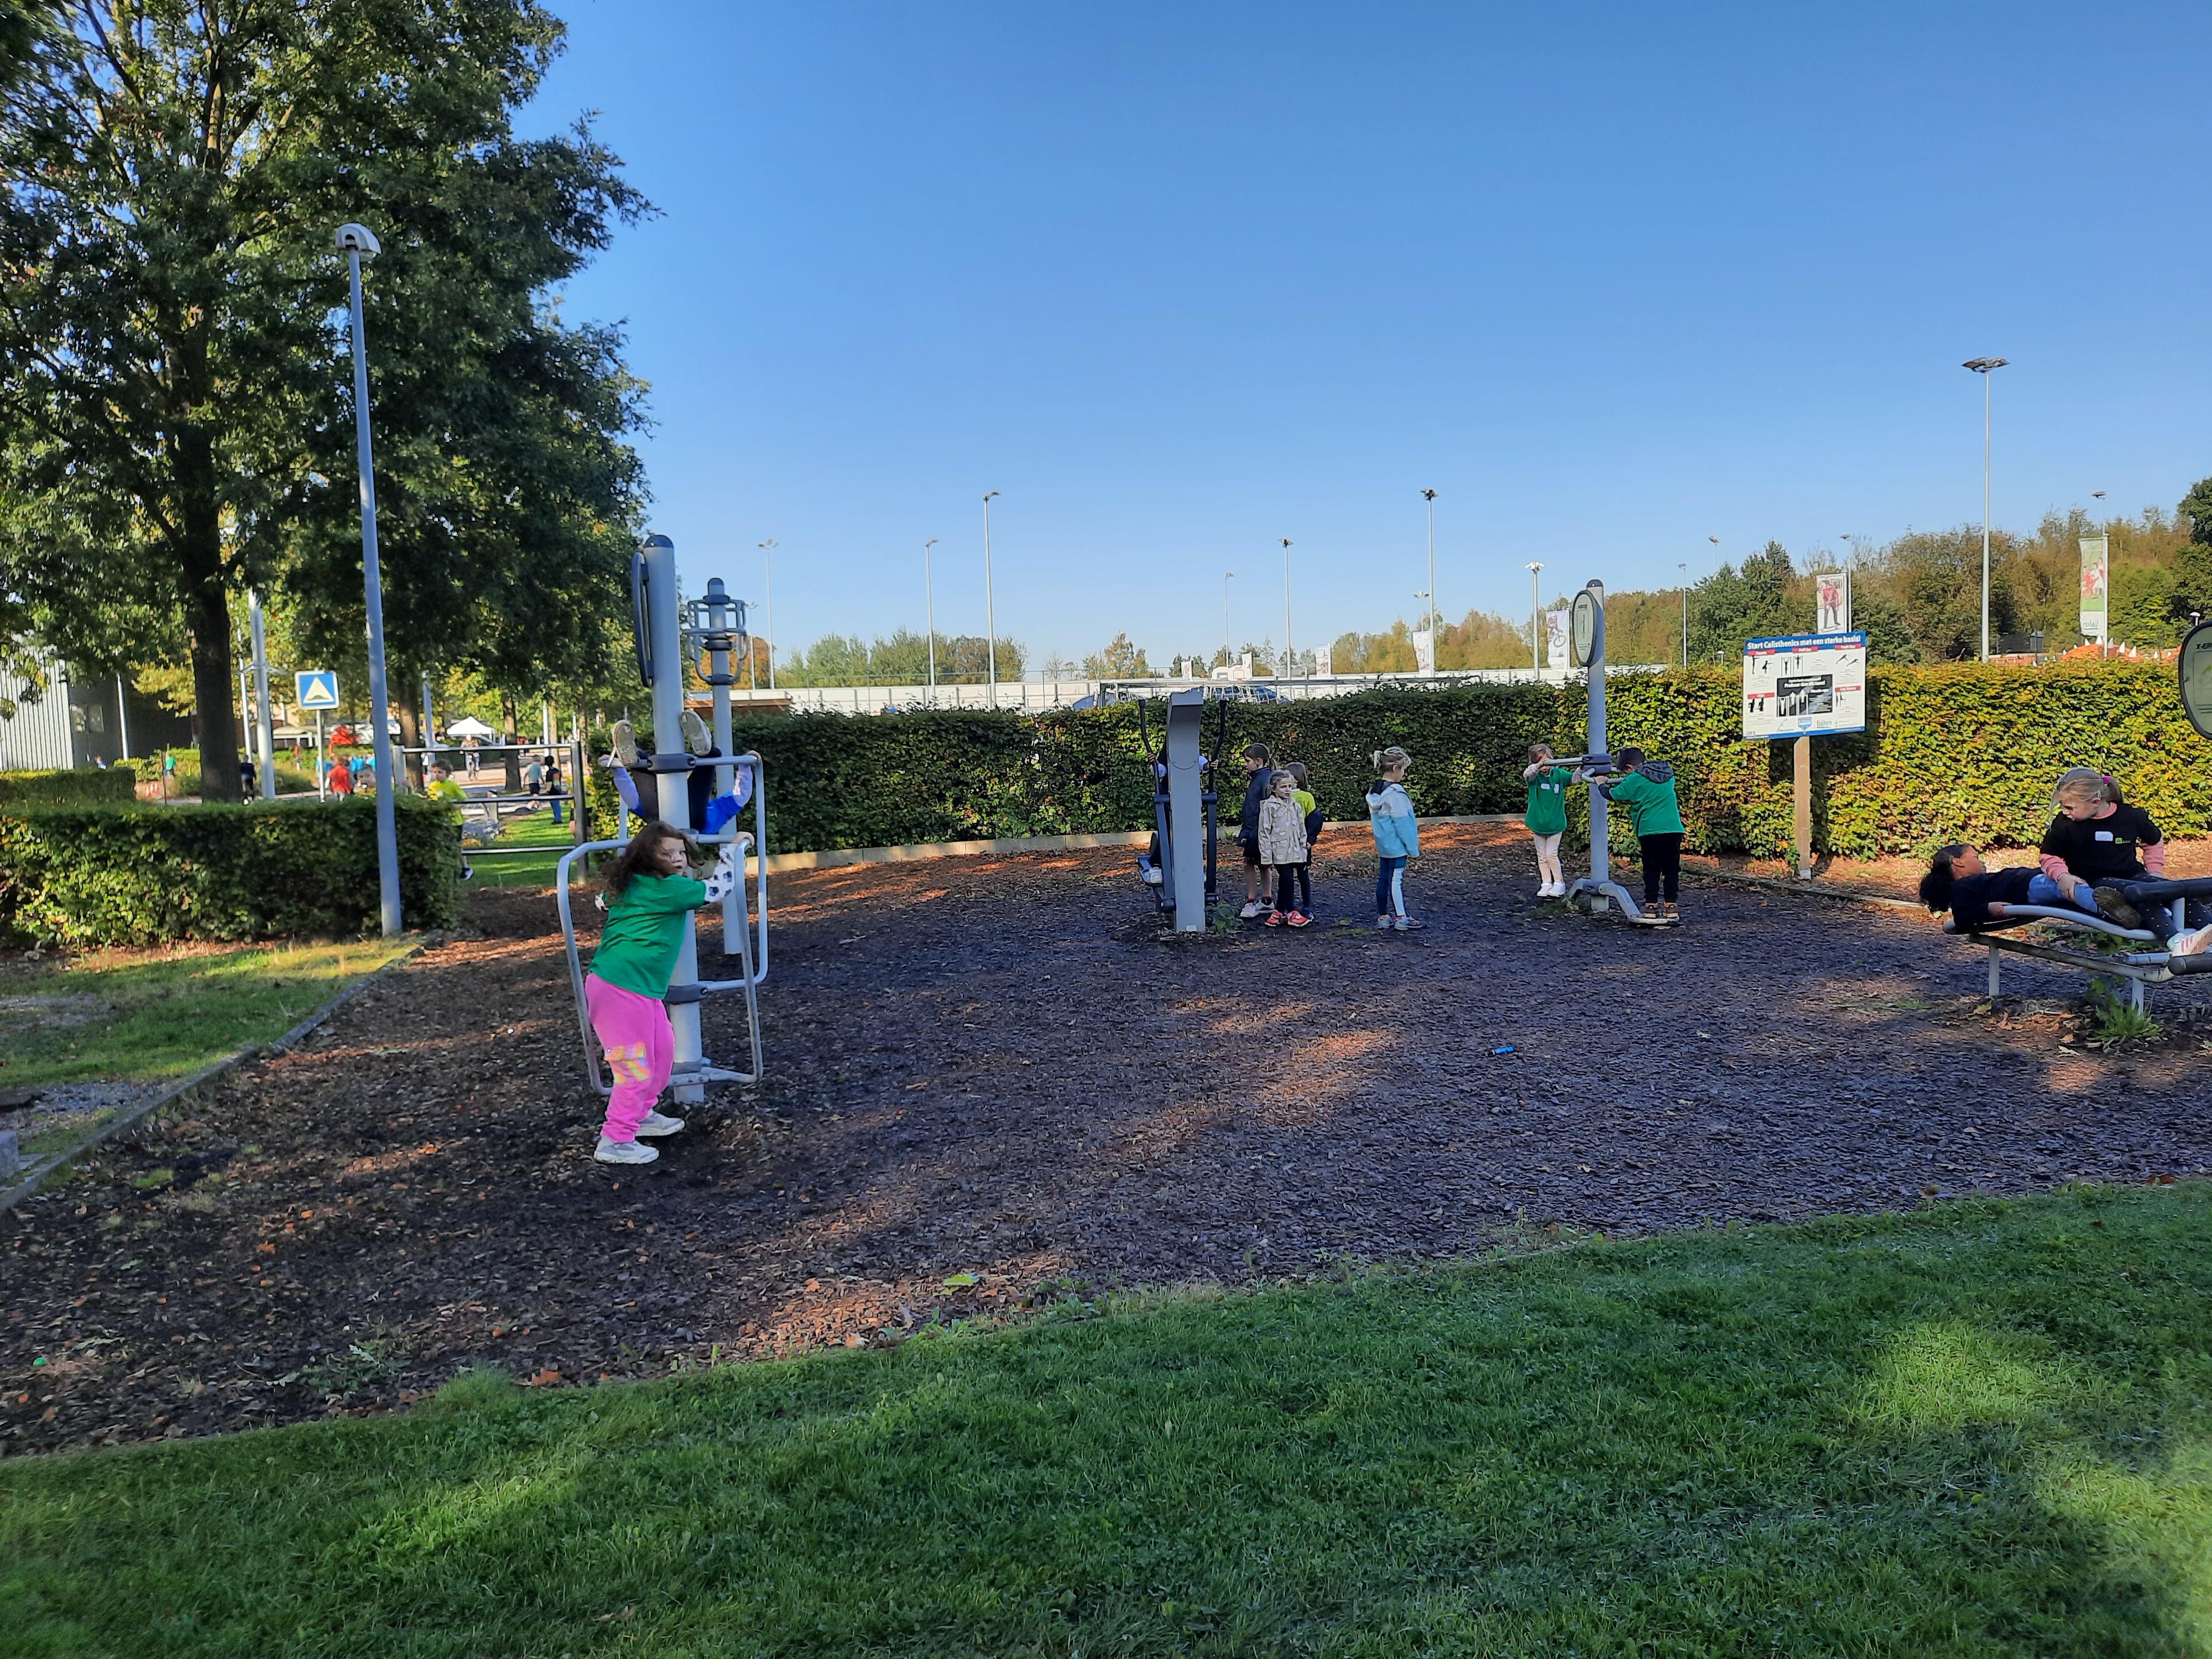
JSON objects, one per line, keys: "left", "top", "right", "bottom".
{"left": 443, "top": 716, "right": 498, "bottom": 738}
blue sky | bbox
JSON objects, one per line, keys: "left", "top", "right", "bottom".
{"left": 521, "top": 1, "right": 2212, "bottom": 671}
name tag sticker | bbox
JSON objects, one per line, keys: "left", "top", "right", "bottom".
{"left": 2094, "top": 830, "right": 2115, "bottom": 841}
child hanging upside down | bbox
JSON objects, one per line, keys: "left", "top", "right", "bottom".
{"left": 1918, "top": 842, "right": 2212, "bottom": 954}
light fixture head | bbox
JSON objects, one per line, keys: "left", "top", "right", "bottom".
{"left": 1962, "top": 356, "right": 2008, "bottom": 372}
{"left": 983, "top": 490, "right": 1000, "bottom": 502}
{"left": 2092, "top": 491, "right": 2107, "bottom": 500}
{"left": 1420, "top": 488, "right": 1437, "bottom": 503}
{"left": 334, "top": 223, "right": 380, "bottom": 257}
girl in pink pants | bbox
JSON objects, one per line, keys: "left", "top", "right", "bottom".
{"left": 585, "top": 820, "right": 739, "bottom": 1166}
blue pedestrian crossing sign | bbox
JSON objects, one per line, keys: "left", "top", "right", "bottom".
{"left": 294, "top": 670, "right": 340, "bottom": 711}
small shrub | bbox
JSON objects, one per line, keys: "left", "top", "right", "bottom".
{"left": 0, "top": 767, "right": 135, "bottom": 809}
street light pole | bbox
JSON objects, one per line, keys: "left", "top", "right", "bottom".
{"left": 757, "top": 539, "right": 778, "bottom": 690}
{"left": 1280, "top": 539, "right": 1293, "bottom": 678}
{"left": 1963, "top": 357, "right": 2008, "bottom": 660}
{"left": 1678, "top": 562, "right": 1688, "bottom": 670}
{"left": 337, "top": 222, "right": 401, "bottom": 938}
{"left": 924, "top": 538, "right": 939, "bottom": 693}
{"left": 982, "top": 492, "right": 1000, "bottom": 708}
{"left": 1222, "top": 570, "right": 1234, "bottom": 670}
{"left": 1420, "top": 488, "right": 1438, "bottom": 640}
{"left": 1526, "top": 562, "right": 1543, "bottom": 671}
{"left": 247, "top": 588, "right": 275, "bottom": 798}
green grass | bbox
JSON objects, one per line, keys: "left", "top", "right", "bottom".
{"left": 7, "top": 1187, "right": 2212, "bottom": 1656}
{"left": 0, "top": 937, "right": 415, "bottom": 1091}
{"left": 466, "top": 806, "right": 584, "bottom": 890}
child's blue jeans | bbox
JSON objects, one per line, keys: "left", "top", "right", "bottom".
{"left": 2029, "top": 873, "right": 2174, "bottom": 937}
{"left": 1375, "top": 857, "right": 1407, "bottom": 917}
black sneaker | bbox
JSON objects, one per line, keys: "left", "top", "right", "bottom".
{"left": 2092, "top": 885, "right": 2143, "bottom": 930}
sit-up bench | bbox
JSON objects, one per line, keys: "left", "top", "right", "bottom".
{"left": 1944, "top": 877, "right": 2212, "bottom": 1010}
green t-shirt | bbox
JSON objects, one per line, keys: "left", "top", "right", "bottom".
{"left": 425, "top": 778, "right": 465, "bottom": 802}
{"left": 1524, "top": 766, "right": 1571, "bottom": 836}
{"left": 589, "top": 872, "right": 708, "bottom": 999}
{"left": 1606, "top": 768, "right": 1685, "bottom": 837}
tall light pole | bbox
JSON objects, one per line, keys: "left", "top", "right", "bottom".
{"left": 1222, "top": 570, "right": 1234, "bottom": 670}
{"left": 1963, "top": 357, "right": 2008, "bottom": 660}
{"left": 924, "top": 538, "right": 939, "bottom": 693}
{"left": 1420, "top": 488, "right": 1439, "bottom": 640}
{"left": 1280, "top": 538, "right": 1293, "bottom": 677}
{"left": 246, "top": 587, "right": 275, "bottom": 798}
{"left": 337, "top": 222, "right": 400, "bottom": 938}
{"left": 982, "top": 492, "right": 1000, "bottom": 708}
{"left": 757, "top": 539, "right": 778, "bottom": 689}
{"left": 1677, "top": 562, "right": 1688, "bottom": 669}
{"left": 1526, "top": 562, "right": 1542, "bottom": 670}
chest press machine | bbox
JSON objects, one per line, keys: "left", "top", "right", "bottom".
{"left": 555, "top": 534, "right": 768, "bottom": 1104}
{"left": 1558, "top": 580, "right": 1677, "bottom": 928}
{"left": 1131, "top": 688, "right": 1229, "bottom": 932}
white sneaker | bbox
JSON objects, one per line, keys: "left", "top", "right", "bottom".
{"left": 1374, "top": 914, "right": 1393, "bottom": 929}
{"left": 636, "top": 1109, "right": 686, "bottom": 1137}
{"left": 680, "top": 709, "right": 712, "bottom": 755}
{"left": 609, "top": 720, "right": 642, "bottom": 768}
{"left": 594, "top": 1135, "right": 659, "bottom": 1165}
{"left": 2169, "top": 925, "right": 2212, "bottom": 957}
{"left": 1142, "top": 865, "right": 1164, "bottom": 885}
{"left": 1239, "top": 901, "right": 1262, "bottom": 920}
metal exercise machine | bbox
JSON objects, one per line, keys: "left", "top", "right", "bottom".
{"left": 554, "top": 535, "right": 769, "bottom": 1103}
{"left": 1557, "top": 580, "right": 1676, "bottom": 928}
{"left": 1945, "top": 881, "right": 2212, "bottom": 1011}
{"left": 1133, "top": 687, "right": 1228, "bottom": 932}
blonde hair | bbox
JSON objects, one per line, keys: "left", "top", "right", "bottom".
{"left": 2054, "top": 766, "right": 2122, "bottom": 808}
{"left": 1528, "top": 743, "right": 1555, "bottom": 764}
{"left": 1371, "top": 745, "right": 1412, "bottom": 775}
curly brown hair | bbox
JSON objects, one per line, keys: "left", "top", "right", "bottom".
{"left": 602, "top": 819, "right": 697, "bottom": 898}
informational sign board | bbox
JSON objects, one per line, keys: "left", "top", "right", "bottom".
{"left": 1815, "top": 570, "right": 1852, "bottom": 634}
{"left": 2080, "top": 535, "right": 2109, "bottom": 639}
{"left": 1545, "top": 609, "right": 1570, "bottom": 670}
{"left": 2182, "top": 619, "right": 2212, "bottom": 741}
{"left": 1741, "top": 633, "right": 1867, "bottom": 738}
{"left": 1411, "top": 627, "right": 1435, "bottom": 675}
{"left": 294, "top": 670, "right": 340, "bottom": 711}
{"left": 1312, "top": 644, "right": 1332, "bottom": 678}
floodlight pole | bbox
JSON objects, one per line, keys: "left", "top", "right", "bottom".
{"left": 1281, "top": 539, "right": 1293, "bottom": 678}
{"left": 1964, "top": 357, "right": 2007, "bottom": 660}
{"left": 924, "top": 539, "right": 939, "bottom": 693}
{"left": 1678, "top": 562, "right": 1689, "bottom": 669}
{"left": 339, "top": 223, "right": 401, "bottom": 937}
{"left": 1222, "top": 571, "right": 1234, "bottom": 670}
{"left": 982, "top": 492, "right": 1000, "bottom": 708}
{"left": 1526, "top": 562, "right": 1543, "bottom": 670}
{"left": 757, "top": 540, "right": 778, "bottom": 690}
{"left": 1421, "top": 488, "right": 1439, "bottom": 668}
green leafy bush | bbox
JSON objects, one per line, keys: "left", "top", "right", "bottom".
{"left": 688, "top": 662, "right": 2210, "bottom": 859}
{"left": 0, "top": 766, "right": 135, "bottom": 808}
{"left": 0, "top": 797, "right": 462, "bottom": 946}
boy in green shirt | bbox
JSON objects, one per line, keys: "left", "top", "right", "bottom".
{"left": 1595, "top": 746, "right": 1685, "bottom": 920}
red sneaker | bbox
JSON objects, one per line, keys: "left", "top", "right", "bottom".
{"left": 1265, "top": 910, "right": 1285, "bottom": 927}
{"left": 1286, "top": 910, "right": 1311, "bottom": 927}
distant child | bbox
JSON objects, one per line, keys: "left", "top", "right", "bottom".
{"left": 327, "top": 756, "right": 353, "bottom": 797}
{"left": 1594, "top": 745, "right": 1683, "bottom": 919}
{"left": 1521, "top": 743, "right": 1572, "bottom": 898}
{"left": 2042, "top": 767, "right": 2188, "bottom": 945}
{"left": 586, "top": 820, "right": 741, "bottom": 1166}
{"left": 1367, "top": 745, "right": 1421, "bottom": 930}
{"left": 1237, "top": 743, "right": 1276, "bottom": 920}
{"left": 1285, "top": 760, "right": 1323, "bottom": 917}
{"left": 1259, "top": 770, "right": 1311, "bottom": 926}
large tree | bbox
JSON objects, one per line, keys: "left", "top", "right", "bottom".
{"left": 0, "top": 0, "right": 646, "bottom": 799}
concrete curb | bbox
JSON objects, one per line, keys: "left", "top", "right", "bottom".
{"left": 0, "top": 936, "right": 434, "bottom": 1213}
{"left": 758, "top": 814, "right": 1526, "bottom": 874}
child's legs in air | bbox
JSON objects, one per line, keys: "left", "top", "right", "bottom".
{"left": 585, "top": 975, "right": 674, "bottom": 1142}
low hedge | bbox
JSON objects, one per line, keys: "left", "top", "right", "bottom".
{"left": 674, "top": 661, "right": 2210, "bottom": 859}
{"left": 0, "top": 797, "right": 463, "bottom": 946}
{"left": 0, "top": 766, "right": 135, "bottom": 808}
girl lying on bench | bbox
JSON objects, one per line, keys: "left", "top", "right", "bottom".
{"left": 1920, "top": 843, "right": 2212, "bottom": 955}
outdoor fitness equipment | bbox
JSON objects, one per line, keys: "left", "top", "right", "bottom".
{"left": 554, "top": 535, "right": 768, "bottom": 1104}
{"left": 1558, "top": 580, "right": 1676, "bottom": 928}
{"left": 1943, "top": 879, "right": 2212, "bottom": 1012}
{"left": 1133, "top": 688, "right": 1229, "bottom": 931}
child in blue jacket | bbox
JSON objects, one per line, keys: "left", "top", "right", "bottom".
{"left": 1367, "top": 745, "right": 1421, "bottom": 930}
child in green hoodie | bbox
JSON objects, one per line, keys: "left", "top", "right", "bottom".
{"left": 1595, "top": 745, "right": 1685, "bottom": 919}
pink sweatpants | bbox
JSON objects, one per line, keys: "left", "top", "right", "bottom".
{"left": 585, "top": 974, "right": 672, "bottom": 1142}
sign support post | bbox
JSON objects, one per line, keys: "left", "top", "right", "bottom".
{"left": 1793, "top": 735, "right": 1814, "bottom": 879}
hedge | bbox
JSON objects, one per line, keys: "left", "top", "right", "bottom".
{"left": 655, "top": 661, "right": 2210, "bottom": 860}
{"left": 0, "top": 797, "right": 463, "bottom": 946}
{"left": 0, "top": 766, "right": 135, "bottom": 809}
